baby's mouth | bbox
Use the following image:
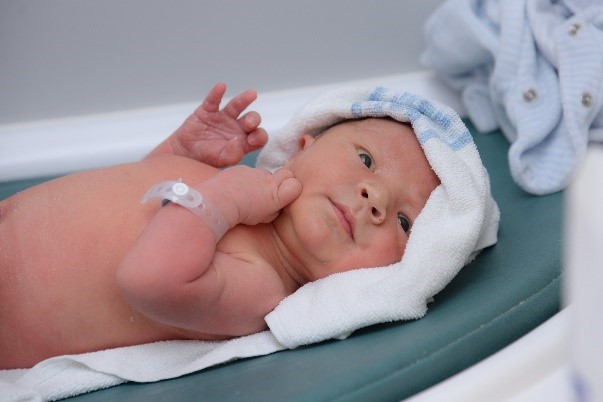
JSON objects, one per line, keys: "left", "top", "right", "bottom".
{"left": 331, "top": 200, "right": 355, "bottom": 240}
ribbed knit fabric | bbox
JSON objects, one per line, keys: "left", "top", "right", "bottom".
{"left": 422, "top": 0, "right": 603, "bottom": 195}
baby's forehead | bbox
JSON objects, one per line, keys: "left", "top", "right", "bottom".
{"left": 316, "top": 117, "right": 412, "bottom": 141}
{"left": 338, "top": 116, "right": 411, "bottom": 131}
{"left": 328, "top": 118, "right": 417, "bottom": 146}
{"left": 341, "top": 117, "right": 435, "bottom": 174}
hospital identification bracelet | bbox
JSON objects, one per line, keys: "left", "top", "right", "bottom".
{"left": 141, "top": 180, "right": 230, "bottom": 240}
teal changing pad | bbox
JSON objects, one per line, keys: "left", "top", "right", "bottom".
{"left": 0, "top": 121, "right": 562, "bottom": 401}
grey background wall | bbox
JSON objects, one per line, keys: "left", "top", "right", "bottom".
{"left": 0, "top": 1, "right": 443, "bottom": 125}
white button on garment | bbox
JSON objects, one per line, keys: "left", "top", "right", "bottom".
{"left": 581, "top": 92, "right": 594, "bottom": 108}
{"left": 523, "top": 88, "right": 537, "bottom": 102}
{"left": 172, "top": 182, "right": 189, "bottom": 197}
{"left": 568, "top": 23, "right": 581, "bottom": 36}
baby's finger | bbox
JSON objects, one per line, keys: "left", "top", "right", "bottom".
{"left": 199, "top": 82, "right": 227, "bottom": 113}
{"left": 239, "top": 111, "right": 261, "bottom": 132}
{"left": 246, "top": 128, "right": 268, "bottom": 149}
{"left": 275, "top": 177, "right": 302, "bottom": 209}
{"left": 271, "top": 167, "right": 295, "bottom": 182}
{"left": 222, "top": 89, "right": 257, "bottom": 118}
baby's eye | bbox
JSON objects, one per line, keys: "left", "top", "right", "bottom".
{"left": 358, "top": 150, "right": 373, "bottom": 169}
{"left": 398, "top": 214, "right": 410, "bottom": 233}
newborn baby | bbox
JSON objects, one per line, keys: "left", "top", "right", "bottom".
{"left": 0, "top": 84, "right": 499, "bottom": 368}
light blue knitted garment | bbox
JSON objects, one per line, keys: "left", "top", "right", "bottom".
{"left": 422, "top": 0, "right": 603, "bottom": 195}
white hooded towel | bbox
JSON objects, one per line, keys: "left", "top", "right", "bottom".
{"left": 257, "top": 86, "right": 500, "bottom": 348}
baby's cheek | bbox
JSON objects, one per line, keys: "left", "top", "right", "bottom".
{"left": 371, "top": 236, "right": 406, "bottom": 267}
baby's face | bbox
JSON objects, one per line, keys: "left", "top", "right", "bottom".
{"left": 278, "top": 118, "right": 440, "bottom": 281}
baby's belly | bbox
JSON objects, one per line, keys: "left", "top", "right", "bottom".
{"left": 0, "top": 189, "right": 170, "bottom": 367}
{"left": 0, "top": 156, "right": 221, "bottom": 368}
{"left": 0, "top": 204, "right": 222, "bottom": 368}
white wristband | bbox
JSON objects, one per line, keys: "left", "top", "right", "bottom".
{"left": 141, "top": 180, "right": 229, "bottom": 240}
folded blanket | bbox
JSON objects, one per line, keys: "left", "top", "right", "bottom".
{"left": 0, "top": 86, "right": 499, "bottom": 401}
{"left": 257, "top": 86, "right": 499, "bottom": 348}
{"left": 421, "top": 0, "right": 603, "bottom": 195}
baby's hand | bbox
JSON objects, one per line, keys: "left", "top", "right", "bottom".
{"left": 170, "top": 83, "right": 268, "bottom": 167}
{"left": 205, "top": 166, "right": 302, "bottom": 227}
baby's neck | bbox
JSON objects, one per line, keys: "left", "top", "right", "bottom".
{"left": 266, "top": 223, "right": 308, "bottom": 291}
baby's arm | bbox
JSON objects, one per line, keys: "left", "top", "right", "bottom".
{"left": 146, "top": 83, "right": 268, "bottom": 167}
{"left": 117, "top": 167, "right": 301, "bottom": 335}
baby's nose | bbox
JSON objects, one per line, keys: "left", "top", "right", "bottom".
{"left": 359, "top": 182, "right": 388, "bottom": 224}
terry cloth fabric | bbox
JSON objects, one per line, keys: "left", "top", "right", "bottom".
{"left": 256, "top": 86, "right": 500, "bottom": 349}
{"left": 421, "top": 0, "right": 603, "bottom": 195}
{"left": 0, "top": 332, "right": 286, "bottom": 401}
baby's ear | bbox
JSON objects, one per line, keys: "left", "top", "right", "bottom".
{"left": 285, "top": 134, "right": 315, "bottom": 168}
{"left": 298, "top": 134, "right": 315, "bottom": 150}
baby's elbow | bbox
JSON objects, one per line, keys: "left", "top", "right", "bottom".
{"left": 116, "top": 259, "right": 166, "bottom": 311}
{"left": 116, "top": 260, "right": 143, "bottom": 305}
